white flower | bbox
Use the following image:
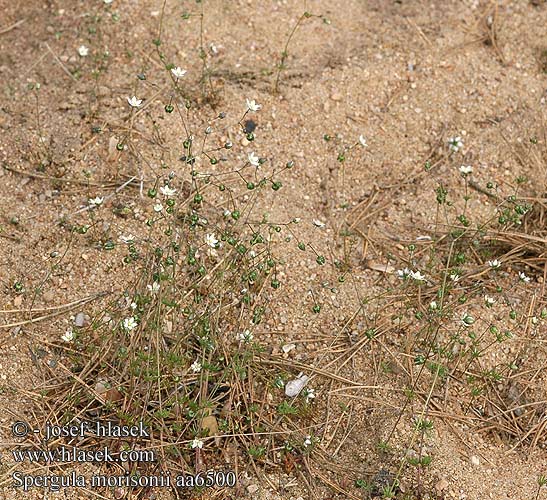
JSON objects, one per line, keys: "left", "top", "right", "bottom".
{"left": 459, "top": 165, "right": 473, "bottom": 175}
{"left": 488, "top": 259, "right": 501, "bottom": 269}
{"left": 147, "top": 282, "right": 160, "bottom": 293}
{"left": 122, "top": 316, "right": 138, "bottom": 331}
{"left": 358, "top": 134, "right": 367, "bottom": 147}
{"left": 104, "top": 0, "right": 113, "bottom": 4}
{"left": 191, "top": 438, "right": 204, "bottom": 449}
{"left": 484, "top": 296, "right": 495, "bottom": 307}
{"left": 88, "top": 196, "right": 104, "bottom": 207}
{"left": 153, "top": 202, "right": 163, "bottom": 212}
{"left": 303, "top": 435, "right": 312, "bottom": 447}
{"left": 127, "top": 96, "right": 143, "bottom": 108}
{"left": 190, "top": 360, "right": 202, "bottom": 373}
{"left": 449, "top": 272, "right": 460, "bottom": 282}
{"left": 312, "top": 219, "right": 326, "bottom": 228}
{"left": 171, "top": 67, "right": 187, "bottom": 79}
{"left": 78, "top": 45, "right": 89, "bottom": 57}
{"left": 238, "top": 330, "right": 253, "bottom": 343}
{"left": 130, "top": 302, "right": 137, "bottom": 310}
{"left": 248, "top": 152, "right": 260, "bottom": 167}
{"left": 205, "top": 233, "right": 219, "bottom": 248}
{"left": 410, "top": 270, "right": 426, "bottom": 282}
{"left": 159, "top": 185, "right": 177, "bottom": 197}
{"left": 429, "top": 301, "right": 438, "bottom": 310}
{"left": 119, "top": 234, "right": 135, "bottom": 244}
{"left": 519, "top": 271, "right": 531, "bottom": 283}
{"left": 61, "top": 329, "right": 74, "bottom": 342}
{"left": 397, "top": 268, "right": 411, "bottom": 279}
{"left": 304, "top": 388, "right": 315, "bottom": 403}
{"left": 448, "top": 136, "right": 463, "bottom": 153}
{"left": 246, "top": 98, "right": 261, "bottom": 112}
{"left": 461, "top": 313, "right": 475, "bottom": 327}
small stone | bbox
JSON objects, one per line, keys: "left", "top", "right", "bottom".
{"left": 13, "top": 295, "right": 23, "bottom": 307}
{"left": 435, "top": 478, "right": 449, "bottom": 492}
{"left": 95, "top": 380, "right": 108, "bottom": 395}
{"left": 470, "top": 455, "right": 480, "bottom": 466}
{"left": 74, "top": 312, "right": 85, "bottom": 327}
{"left": 113, "top": 487, "right": 125, "bottom": 499}
{"left": 240, "top": 137, "right": 250, "bottom": 147}
{"left": 108, "top": 136, "right": 119, "bottom": 162}
{"left": 247, "top": 485, "right": 259, "bottom": 494}
{"left": 43, "top": 291, "right": 55, "bottom": 303}
{"left": 97, "top": 85, "right": 110, "bottom": 98}
{"left": 282, "top": 343, "right": 296, "bottom": 354}
{"left": 285, "top": 373, "right": 309, "bottom": 397}
{"left": 330, "top": 92, "right": 342, "bottom": 101}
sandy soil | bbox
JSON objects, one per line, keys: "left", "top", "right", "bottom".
{"left": 1, "top": 0, "right": 547, "bottom": 499}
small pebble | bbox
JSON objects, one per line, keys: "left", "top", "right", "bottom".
{"left": 74, "top": 312, "right": 85, "bottom": 327}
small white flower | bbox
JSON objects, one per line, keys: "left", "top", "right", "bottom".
{"left": 122, "top": 316, "right": 138, "bottom": 331}
{"left": 246, "top": 98, "right": 261, "bottom": 112}
{"left": 171, "top": 67, "right": 187, "bottom": 79}
{"left": 461, "top": 313, "right": 475, "bottom": 327}
{"left": 397, "top": 268, "right": 411, "bottom": 279}
{"left": 303, "top": 435, "right": 312, "bottom": 448}
{"left": 449, "top": 272, "right": 460, "bottom": 282}
{"left": 459, "top": 165, "right": 473, "bottom": 175}
{"left": 410, "top": 270, "right": 426, "bottom": 282}
{"left": 190, "top": 360, "right": 202, "bottom": 373}
{"left": 78, "top": 45, "right": 89, "bottom": 57}
{"left": 484, "top": 296, "right": 495, "bottom": 307}
{"left": 127, "top": 96, "right": 143, "bottom": 108}
{"left": 519, "top": 271, "right": 531, "bottom": 283}
{"left": 153, "top": 202, "right": 163, "bottom": 212}
{"left": 448, "top": 136, "right": 463, "bottom": 153}
{"left": 248, "top": 152, "right": 260, "bottom": 167}
{"left": 191, "top": 438, "right": 204, "bottom": 449}
{"left": 147, "top": 282, "right": 160, "bottom": 293}
{"left": 358, "top": 134, "right": 367, "bottom": 147}
{"left": 130, "top": 302, "right": 137, "bottom": 310}
{"left": 159, "top": 185, "right": 177, "bottom": 197}
{"left": 119, "top": 234, "right": 135, "bottom": 244}
{"left": 205, "top": 233, "right": 219, "bottom": 248}
{"left": 238, "top": 330, "right": 253, "bottom": 343}
{"left": 88, "top": 196, "right": 104, "bottom": 207}
{"left": 488, "top": 259, "right": 501, "bottom": 269}
{"left": 429, "top": 301, "right": 438, "bottom": 310}
{"left": 61, "top": 329, "right": 74, "bottom": 342}
{"left": 312, "top": 219, "right": 326, "bottom": 228}
{"left": 304, "top": 388, "right": 315, "bottom": 403}
{"left": 104, "top": 0, "right": 113, "bottom": 4}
